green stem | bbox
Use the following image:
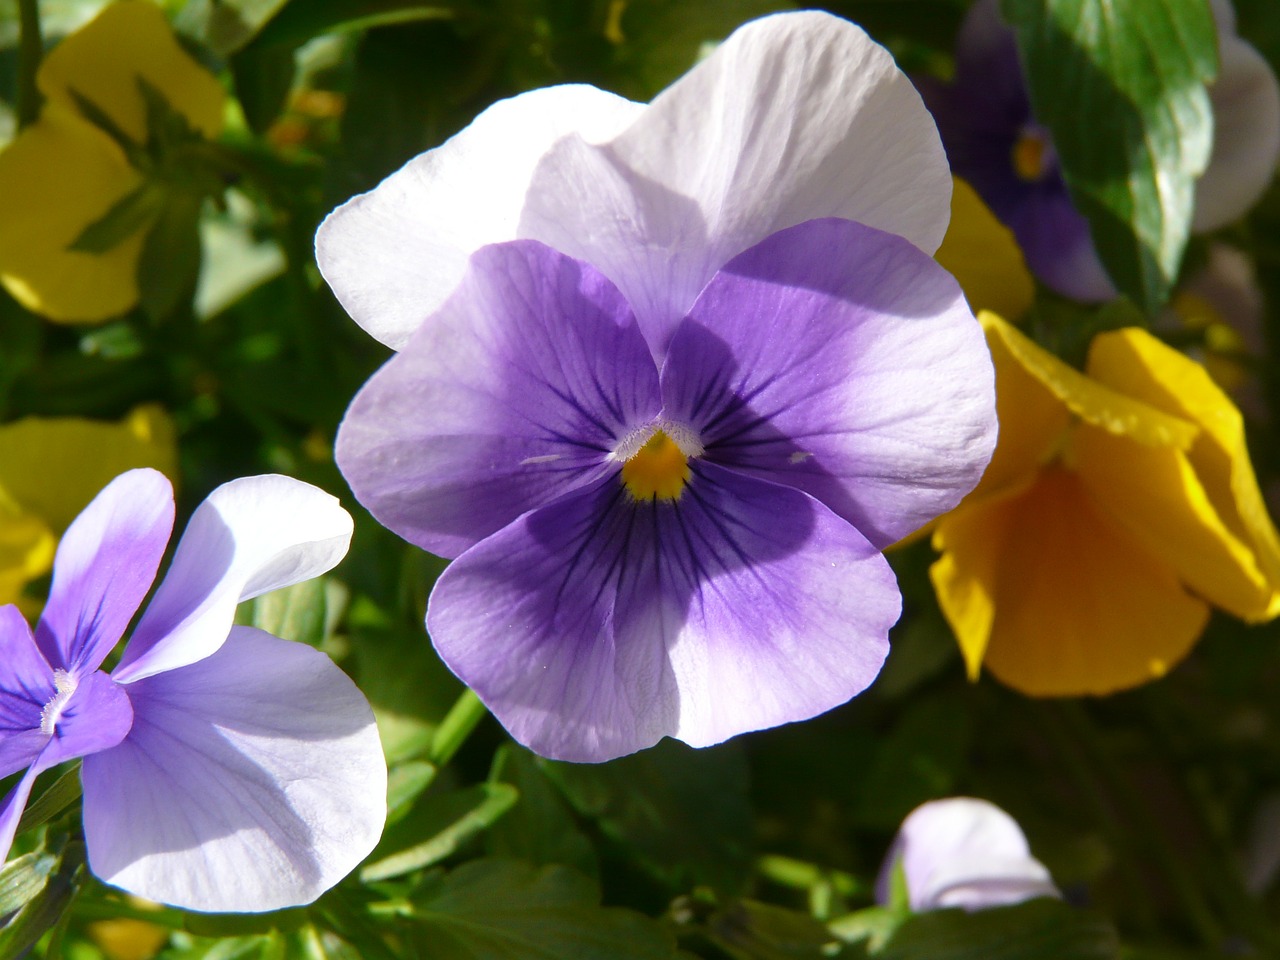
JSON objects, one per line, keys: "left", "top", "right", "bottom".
{"left": 16, "top": 0, "right": 42, "bottom": 128}
{"left": 428, "top": 688, "right": 488, "bottom": 767}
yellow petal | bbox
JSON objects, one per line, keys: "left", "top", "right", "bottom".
{"left": 935, "top": 178, "right": 1035, "bottom": 320}
{"left": 0, "top": 494, "right": 56, "bottom": 608}
{"left": 1073, "top": 422, "right": 1274, "bottom": 620}
{"left": 0, "top": 406, "right": 178, "bottom": 533}
{"left": 38, "top": 0, "right": 224, "bottom": 145}
{"left": 0, "top": 103, "right": 145, "bottom": 322}
{"left": 984, "top": 313, "right": 1199, "bottom": 450}
{"left": 935, "top": 466, "right": 1208, "bottom": 696}
{"left": 1087, "top": 328, "right": 1280, "bottom": 617}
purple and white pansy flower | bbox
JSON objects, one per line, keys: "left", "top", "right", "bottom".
{"left": 321, "top": 12, "right": 999, "bottom": 762}
{"left": 877, "top": 797, "right": 1060, "bottom": 912}
{"left": 920, "top": 0, "right": 1280, "bottom": 302}
{"left": 0, "top": 469, "right": 386, "bottom": 913}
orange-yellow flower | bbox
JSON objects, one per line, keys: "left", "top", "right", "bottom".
{"left": 0, "top": 0, "right": 223, "bottom": 322}
{"left": 931, "top": 313, "right": 1280, "bottom": 695}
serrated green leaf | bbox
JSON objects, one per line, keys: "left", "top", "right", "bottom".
{"left": 67, "top": 180, "right": 167, "bottom": 254}
{"left": 362, "top": 783, "right": 519, "bottom": 882}
{"left": 405, "top": 859, "right": 677, "bottom": 960}
{"left": 874, "top": 899, "right": 1120, "bottom": 960}
{"left": 543, "top": 738, "right": 753, "bottom": 892}
{"left": 1001, "top": 0, "right": 1217, "bottom": 313}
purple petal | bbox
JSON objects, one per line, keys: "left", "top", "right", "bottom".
{"left": 0, "top": 670, "right": 133, "bottom": 865}
{"left": 427, "top": 461, "right": 898, "bottom": 762}
{"left": 336, "top": 240, "right": 662, "bottom": 559}
{"left": 83, "top": 627, "right": 385, "bottom": 912}
{"left": 34, "top": 469, "right": 173, "bottom": 675}
{"left": 662, "top": 219, "right": 996, "bottom": 549}
{"left": 0, "top": 606, "right": 54, "bottom": 778}
{"left": 1005, "top": 189, "right": 1117, "bottom": 302}
{"left": 877, "top": 797, "right": 1060, "bottom": 912}
{"left": 113, "top": 476, "right": 352, "bottom": 683}
{"left": 520, "top": 12, "right": 951, "bottom": 356}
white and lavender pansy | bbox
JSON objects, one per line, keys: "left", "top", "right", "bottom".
{"left": 877, "top": 797, "right": 1061, "bottom": 912}
{"left": 323, "top": 12, "right": 999, "bottom": 762}
{"left": 0, "top": 469, "right": 386, "bottom": 913}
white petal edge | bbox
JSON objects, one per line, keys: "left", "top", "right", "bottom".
{"left": 519, "top": 11, "right": 953, "bottom": 351}
{"left": 113, "top": 475, "right": 353, "bottom": 683}
{"left": 315, "top": 84, "right": 643, "bottom": 350}
{"left": 82, "top": 627, "right": 386, "bottom": 913}
{"left": 1193, "top": 29, "right": 1280, "bottom": 232}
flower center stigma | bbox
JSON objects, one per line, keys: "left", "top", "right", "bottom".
{"left": 40, "top": 669, "right": 78, "bottom": 737}
{"left": 617, "top": 425, "right": 700, "bottom": 501}
{"left": 1011, "top": 125, "right": 1054, "bottom": 182}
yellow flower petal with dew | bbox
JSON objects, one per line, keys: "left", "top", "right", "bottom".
{"left": 0, "top": 103, "right": 145, "bottom": 321}
{"left": 37, "top": 0, "right": 225, "bottom": 144}
{"left": 935, "top": 179, "right": 1035, "bottom": 320}
{"left": 934, "top": 466, "right": 1209, "bottom": 696}
{"left": 0, "top": 406, "right": 178, "bottom": 533}
{"left": 1087, "top": 328, "right": 1280, "bottom": 617}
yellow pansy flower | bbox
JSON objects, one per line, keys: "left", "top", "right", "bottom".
{"left": 0, "top": 406, "right": 177, "bottom": 610}
{"left": 935, "top": 177, "right": 1035, "bottom": 320}
{"left": 0, "top": 0, "right": 224, "bottom": 322}
{"left": 931, "top": 313, "right": 1280, "bottom": 696}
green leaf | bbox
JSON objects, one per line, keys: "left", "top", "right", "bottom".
{"left": 487, "top": 746, "right": 599, "bottom": 879}
{"left": 701, "top": 898, "right": 841, "bottom": 960}
{"left": 176, "top": 0, "right": 294, "bottom": 56}
{"left": 67, "top": 180, "right": 167, "bottom": 254}
{"left": 237, "top": 577, "right": 347, "bottom": 648}
{"left": 248, "top": 0, "right": 459, "bottom": 49}
{"left": 136, "top": 189, "right": 203, "bottom": 321}
{"left": 0, "top": 840, "right": 81, "bottom": 960}
{"left": 0, "top": 850, "right": 58, "bottom": 916}
{"left": 15, "top": 765, "right": 82, "bottom": 834}
{"left": 874, "top": 900, "right": 1120, "bottom": 960}
{"left": 361, "top": 783, "right": 519, "bottom": 882}
{"left": 405, "top": 859, "right": 677, "bottom": 960}
{"left": 543, "top": 739, "right": 754, "bottom": 893}
{"left": 1001, "top": 0, "right": 1217, "bottom": 313}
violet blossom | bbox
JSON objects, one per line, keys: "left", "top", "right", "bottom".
{"left": 920, "top": 0, "right": 1280, "bottom": 302}
{"left": 877, "top": 797, "right": 1060, "bottom": 912}
{"left": 321, "top": 12, "right": 998, "bottom": 762}
{"left": 0, "top": 469, "right": 386, "bottom": 912}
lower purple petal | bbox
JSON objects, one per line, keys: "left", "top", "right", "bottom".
{"left": 34, "top": 469, "right": 173, "bottom": 675}
{"left": 0, "top": 607, "right": 54, "bottom": 778}
{"left": 82, "top": 627, "right": 385, "bottom": 912}
{"left": 427, "top": 461, "right": 898, "bottom": 762}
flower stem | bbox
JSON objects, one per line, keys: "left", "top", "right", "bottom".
{"left": 428, "top": 687, "right": 488, "bottom": 767}
{"left": 16, "top": 0, "right": 42, "bottom": 128}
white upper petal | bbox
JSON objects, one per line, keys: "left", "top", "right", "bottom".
{"left": 1193, "top": 28, "right": 1280, "bottom": 232}
{"left": 316, "top": 85, "right": 642, "bottom": 349}
{"left": 519, "top": 11, "right": 952, "bottom": 352}
{"left": 113, "top": 475, "right": 353, "bottom": 683}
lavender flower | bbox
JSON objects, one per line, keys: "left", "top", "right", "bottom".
{"left": 0, "top": 469, "right": 386, "bottom": 912}
{"left": 877, "top": 798, "right": 1060, "bottom": 912}
{"left": 920, "top": 0, "right": 1280, "bottom": 302}
{"left": 322, "top": 12, "right": 998, "bottom": 762}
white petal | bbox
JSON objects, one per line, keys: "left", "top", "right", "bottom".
{"left": 315, "top": 85, "right": 642, "bottom": 350}
{"left": 82, "top": 627, "right": 386, "bottom": 913}
{"left": 113, "top": 475, "right": 352, "bottom": 683}
{"left": 520, "top": 11, "right": 952, "bottom": 352}
{"left": 1194, "top": 31, "right": 1280, "bottom": 232}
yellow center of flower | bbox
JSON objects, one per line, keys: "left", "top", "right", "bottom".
{"left": 620, "top": 430, "right": 690, "bottom": 501}
{"left": 1011, "top": 128, "right": 1051, "bottom": 182}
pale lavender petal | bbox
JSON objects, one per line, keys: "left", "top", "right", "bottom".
{"left": 0, "top": 606, "right": 54, "bottom": 778}
{"left": 663, "top": 219, "right": 996, "bottom": 549}
{"left": 876, "top": 797, "right": 1060, "bottom": 912}
{"left": 1193, "top": 31, "right": 1280, "bottom": 232}
{"left": 113, "top": 476, "right": 352, "bottom": 683}
{"left": 317, "top": 85, "right": 642, "bottom": 349}
{"left": 34, "top": 469, "right": 173, "bottom": 675}
{"left": 0, "top": 671, "right": 133, "bottom": 864}
{"left": 521, "top": 11, "right": 951, "bottom": 355}
{"left": 336, "top": 241, "right": 661, "bottom": 559}
{"left": 83, "top": 626, "right": 385, "bottom": 912}
{"left": 427, "top": 462, "right": 898, "bottom": 762}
